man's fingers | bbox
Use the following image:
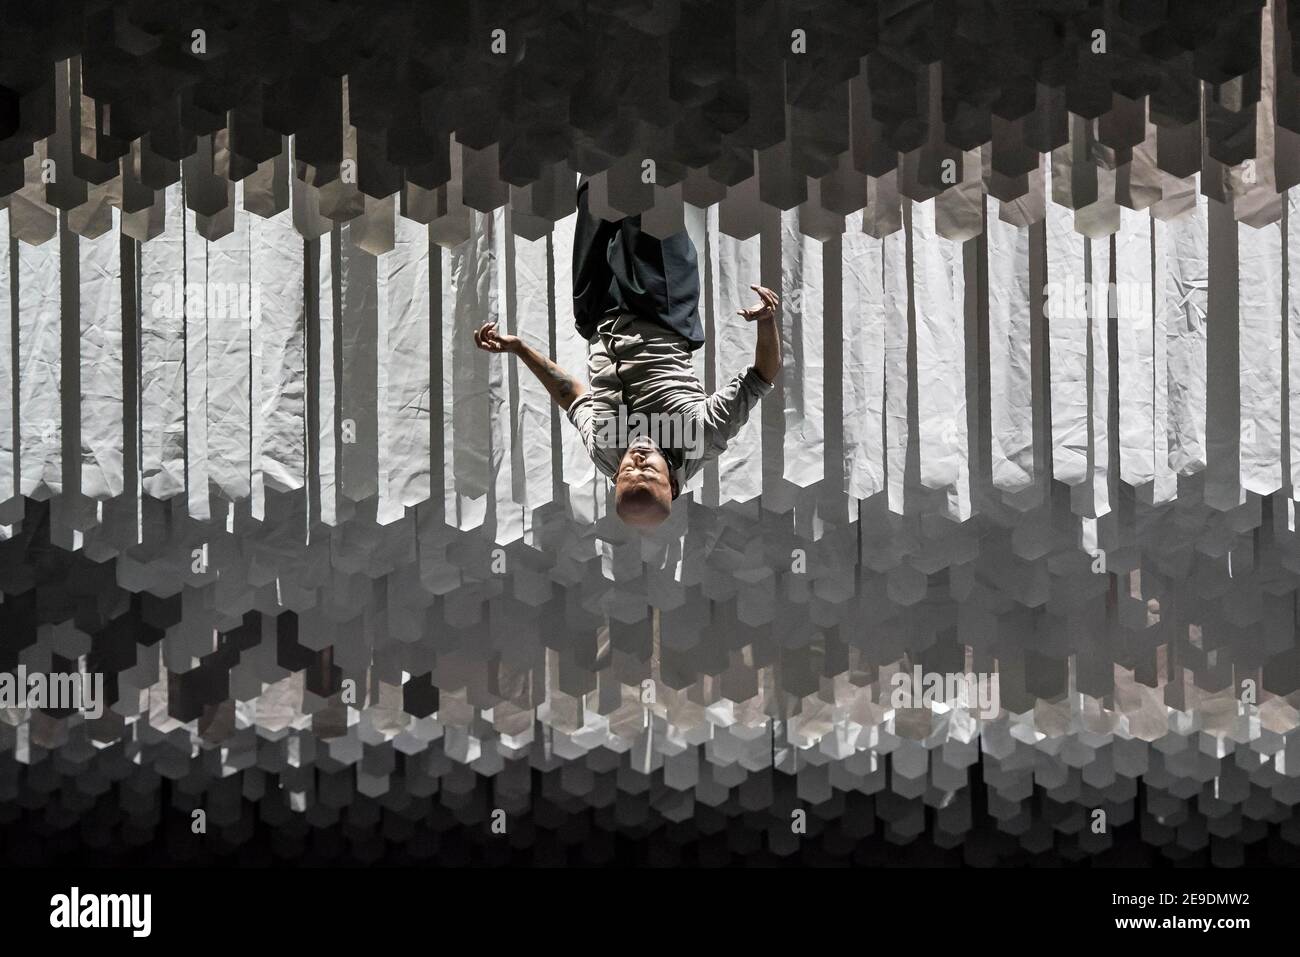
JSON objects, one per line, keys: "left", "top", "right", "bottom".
{"left": 474, "top": 321, "right": 505, "bottom": 351}
{"left": 742, "top": 284, "right": 780, "bottom": 319}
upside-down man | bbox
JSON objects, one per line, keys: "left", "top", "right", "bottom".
{"left": 473, "top": 177, "right": 780, "bottom": 529}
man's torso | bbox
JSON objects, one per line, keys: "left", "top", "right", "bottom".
{"left": 582, "top": 313, "right": 707, "bottom": 481}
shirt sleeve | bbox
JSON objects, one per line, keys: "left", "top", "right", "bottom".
{"left": 701, "top": 366, "right": 773, "bottom": 447}
{"left": 564, "top": 392, "right": 617, "bottom": 479}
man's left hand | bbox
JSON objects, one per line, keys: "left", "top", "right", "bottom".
{"left": 737, "top": 284, "right": 779, "bottom": 323}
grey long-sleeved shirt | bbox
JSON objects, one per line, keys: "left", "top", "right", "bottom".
{"left": 565, "top": 312, "right": 772, "bottom": 487}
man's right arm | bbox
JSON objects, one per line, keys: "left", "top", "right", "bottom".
{"left": 472, "top": 321, "right": 586, "bottom": 411}
{"left": 514, "top": 340, "right": 587, "bottom": 411}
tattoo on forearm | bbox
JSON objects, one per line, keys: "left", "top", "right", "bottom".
{"left": 516, "top": 344, "right": 583, "bottom": 408}
{"left": 548, "top": 367, "right": 576, "bottom": 399}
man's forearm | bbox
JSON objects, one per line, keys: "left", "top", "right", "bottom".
{"left": 514, "top": 341, "right": 587, "bottom": 410}
{"left": 753, "top": 315, "right": 781, "bottom": 384}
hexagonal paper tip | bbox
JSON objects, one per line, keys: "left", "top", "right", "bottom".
{"left": 353, "top": 197, "right": 396, "bottom": 256}
{"left": 121, "top": 202, "right": 165, "bottom": 243}
{"left": 861, "top": 201, "right": 902, "bottom": 239}
{"left": 639, "top": 185, "right": 684, "bottom": 239}
{"left": 196, "top": 207, "right": 235, "bottom": 242}
{"left": 429, "top": 204, "right": 473, "bottom": 249}
{"left": 507, "top": 182, "right": 554, "bottom": 241}
{"left": 67, "top": 192, "right": 117, "bottom": 239}
{"left": 935, "top": 185, "right": 983, "bottom": 242}
{"left": 797, "top": 183, "right": 845, "bottom": 242}
{"left": 996, "top": 188, "right": 1046, "bottom": 229}
{"left": 717, "top": 176, "right": 761, "bottom": 240}
{"left": 8, "top": 194, "right": 58, "bottom": 246}
{"left": 243, "top": 158, "right": 291, "bottom": 220}
{"left": 1233, "top": 189, "right": 1284, "bottom": 229}
{"left": 510, "top": 207, "right": 552, "bottom": 242}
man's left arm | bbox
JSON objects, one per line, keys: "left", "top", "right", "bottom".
{"left": 700, "top": 284, "right": 781, "bottom": 444}
{"left": 739, "top": 284, "right": 781, "bottom": 384}
{"left": 473, "top": 321, "right": 586, "bottom": 411}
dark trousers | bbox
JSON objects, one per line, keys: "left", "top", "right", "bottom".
{"left": 571, "top": 177, "right": 705, "bottom": 351}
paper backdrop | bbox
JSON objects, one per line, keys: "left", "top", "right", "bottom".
{"left": 4, "top": 1, "right": 1300, "bottom": 863}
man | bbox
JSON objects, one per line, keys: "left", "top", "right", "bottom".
{"left": 473, "top": 177, "right": 780, "bottom": 529}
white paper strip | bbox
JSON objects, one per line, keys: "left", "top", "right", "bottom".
{"left": 141, "top": 182, "right": 186, "bottom": 500}
{"left": 552, "top": 211, "right": 602, "bottom": 524}
{"left": 317, "top": 232, "right": 337, "bottom": 527}
{"left": 841, "top": 220, "right": 885, "bottom": 501}
{"left": 883, "top": 221, "right": 908, "bottom": 515}
{"left": 1237, "top": 216, "right": 1283, "bottom": 495}
{"left": 184, "top": 189, "right": 211, "bottom": 521}
{"left": 384, "top": 214, "right": 431, "bottom": 512}
{"left": 1290, "top": 189, "right": 1300, "bottom": 496}
{"left": 1088, "top": 236, "right": 1111, "bottom": 518}
{"left": 779, "top": 207, "right": 825, "bottom": 489}
{"left": 339, "top": 223, "right": 378, "bottom": 505}
{"left": 443, "top": 218, "right": 489, "bottom": 531}
{"left": 684, "top": 203, "right": 710, "bottom": 504}
{"left": 1046, "top": 192, "right": 1088, "bottom": 487}
{"left": 0, "top": 208, "right": 15, "bottom": 501}
{"left": 250, "top": 207, "right": 306, "bottom": 497}
{"left": 205, "top": 183, "right": 252, "bottom": 503}
{"left": 79, "top": 206, "right": 124, "bottom": 499}
{"left": 714, "top": 213, "right": 764, "bottom": 504}
{"left": 1151, "top": 214, "right": 1176, "bottom": 503}
{"left": 911, "top": 200, "right": 969, "bottom": 519}
{"left": 490, "top": 209, "right": 524, "bottom": 544}
{"left": 1115, "top": 205, "right": 1155, "bottom": 487}
{"left": 375, "top": 224, "right": 397, "bottom": 525}
{"left": 986, "top": 199, "right": 1034, "bottom": 492}
{"left": 512, "top": 223, "right": 554, "bottom": 518}
{"left": 17, "top": 223, "right": 61, "bottom": 497}
{"left": 1162, "top": 189, "right": 1208, "bottom": 476}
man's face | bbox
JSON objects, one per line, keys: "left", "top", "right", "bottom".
{"left": 614, "top": 435, "right": 675, "bottom": 528}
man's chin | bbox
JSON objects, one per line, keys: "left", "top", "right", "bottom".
{"left": 615, "top": 485, "right": 672, "bottom": 527}
{"left": 618, "top": 478, "right": 651, "bottom": 495}
{"left": 617, "top": 504, "right": 670, "bottom": 529}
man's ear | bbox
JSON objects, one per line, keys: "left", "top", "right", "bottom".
{"left": 670, "top": 473, "right": 681, "bottom": 500}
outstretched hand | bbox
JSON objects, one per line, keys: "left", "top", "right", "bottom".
{"left": 740, "top": 284, "right": 782, "bottom": 385}
{"left": 737, "top": 284, "right": 779, "bottom": 323}
{"left": 473, "top": 321, "right": 521, "bottom": 354}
